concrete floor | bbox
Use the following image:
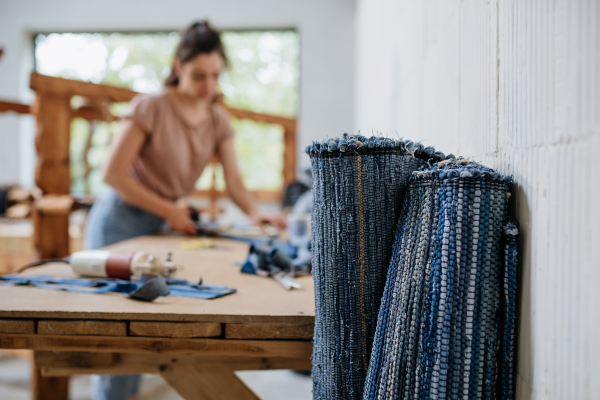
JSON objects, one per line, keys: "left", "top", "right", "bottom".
{"left": 0, "top": 353, "right": 312, "bottom": 400}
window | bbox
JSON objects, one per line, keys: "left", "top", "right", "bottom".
{"left": 34, "top": 30, "right": 300, "bottom": 197}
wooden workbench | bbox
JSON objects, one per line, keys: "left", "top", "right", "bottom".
{"left": 0, "top": 235, "right": 315, "bottom": 399}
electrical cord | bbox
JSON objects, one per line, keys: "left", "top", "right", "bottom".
{"left": 15, "top": 258, "right": 70, "bottom": 274}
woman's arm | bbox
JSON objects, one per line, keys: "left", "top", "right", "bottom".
{"left": 102, "top": 119, "right": 197, "bottom": 234}
{"left": 219, "top": 138, "right": 286, "bottom": 230}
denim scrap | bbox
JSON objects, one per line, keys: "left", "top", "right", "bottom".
{"left": 363, "top": 160, "right": 519, "bottom": 400}
{"left": 307, "top": 134, "right": 445, "bottom": 400}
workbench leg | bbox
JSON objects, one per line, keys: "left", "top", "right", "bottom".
{"left": 32, "top": 365, "right": 69, "bottom": 400}
{"left": 161, "top": 365, "right": 259, "bottom": 400}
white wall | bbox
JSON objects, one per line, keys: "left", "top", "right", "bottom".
{"left": 0, "top": 0, "right": 356, "bottom": 186}
{"left": 357, "top": 1, "right": 600, "bottom": 399}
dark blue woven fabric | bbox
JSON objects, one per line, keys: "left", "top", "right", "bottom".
{"left": 498, "top": 219, "right": 519, "bottom": 400}
{"left": 307, "top": 134, "right": 445, "bottom": 400}
{"left": 363, "top": 159, "right": 519, "bottom": 400}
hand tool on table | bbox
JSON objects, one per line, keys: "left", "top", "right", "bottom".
{"left": 188, "top": 206, "right": 309, "bottom": 290}
{"left": 242, "top": 241, "right": 304, "bottom": 290}
{"left": 7, "top": 245, "right": 237, "bottom": 301}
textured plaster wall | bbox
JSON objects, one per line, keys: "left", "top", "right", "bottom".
{"left": 356, "top": 1, "right": 600, "bottom": 399}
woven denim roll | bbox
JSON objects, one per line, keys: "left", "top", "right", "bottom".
{"left": 363, "top": 160, "right": 519, "bottom": 400}
{"left": 499, "top": 220, "right": 519, "bottom": 400}
{"left": 307, "top": 134, "right": 445, "bottom": 400}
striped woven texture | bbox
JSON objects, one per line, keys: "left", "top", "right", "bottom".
{"left": 363, "top": 159, "right": 519, "bottom": 400}
{"left": 307, "top": 134, "right": 445, "bottom": 400}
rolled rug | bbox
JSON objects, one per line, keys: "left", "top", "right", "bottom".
{"left": 307, "top": 134, "right": 445, "bottom": 400}
{"left": 363, "top": 159, "right": 519, "bottom": 400}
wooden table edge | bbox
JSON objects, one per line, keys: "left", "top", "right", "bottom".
{"left": 0, "top": 311, "right": 314, "bottom": 324}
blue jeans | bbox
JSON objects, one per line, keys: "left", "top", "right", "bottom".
{"left": 84, "top": 188, "right": 165, "bottom": 400}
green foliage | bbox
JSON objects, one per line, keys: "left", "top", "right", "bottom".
{"left": 220, "top": 31, "right": 299, "bottom": 117}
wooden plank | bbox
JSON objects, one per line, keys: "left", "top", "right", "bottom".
{"left": 226, "top": 107, "right": 295, "bottom": 130}
{"left": 226, "top": 323, "right": 314, "bottom": 340}
{"left": 0, "top": 334, "right": 313, "bottom": 358}
{"left": 36, "top": 350, "right": 117, "bottom": 371}
{"left": 0, "top": 99, "right": 31, "bottom": 114}
{"left": 29, "top": 73, "right": 295, "bottom": 125}
{"left": 33, "top": 93, "right": 71, "bottom": 195}
{"left": 32, "top": 366, "right": 69, "bottom": 400}
{"left": 32, "top": 212, "right": 70, "bottom": 259}
{"left": 35, "top": 351, "right": 312, "bottom": 376}
{"left": 130, "top": 321, "right": 221, "bottom": 338}
{"left": 30, "top": 72, "right": 136, "bottom": 103}
{"left": 0, "top": 319, "right": 35, "bottom": 334}
{"left": 30, "top": 195, "right": 75, "bottom": 258}
{"left": 37, "top": 320, "right": 127, "bottom": 336}
{"left": 283, "top": 126, "right": 297, "bottom": 184}
{"left": 162, "top": 365, "right": 260, "bottom": 400}
{"left": 0, "top": 236, "right": 315, "bottom": 324}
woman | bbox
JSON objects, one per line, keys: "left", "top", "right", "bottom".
{"left": 85, "top": 21, "right": 286, "bottom": 400}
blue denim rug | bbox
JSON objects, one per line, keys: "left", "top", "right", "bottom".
{"left": 307, "top": 134, "right": 447, "bottom": 400}
{"left": 363, "top": 159, "right": 519, "bottom": 400}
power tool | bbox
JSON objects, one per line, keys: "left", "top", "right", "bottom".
{"left": 17, "top": 250, "right": 179, "bottom": 280}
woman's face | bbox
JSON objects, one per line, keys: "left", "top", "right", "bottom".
{"left": 175, "top": 51, "right": 224, "bottom": 100}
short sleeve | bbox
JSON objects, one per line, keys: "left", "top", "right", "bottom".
{"left": 213, "top": 105, "right": 235, "bottom": 143}
{"left": 126, "top": 94, "right": 156, "bottom": 134}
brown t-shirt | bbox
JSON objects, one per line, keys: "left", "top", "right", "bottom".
{"left": 125, "top": 90, "right": 234, "bottom": 201}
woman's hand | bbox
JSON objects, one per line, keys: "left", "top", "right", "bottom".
{"left": 250, "top": 211, "right": 287, "bottom": 233}
{"left": 219, "top": 138, "right": 287, "bottom": 234}
{"left": 165, "top": 206, "right": 197, "bottom": 235}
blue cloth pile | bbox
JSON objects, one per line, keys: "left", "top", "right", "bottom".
{"left": 0, "top": 274, "right": 236, "bottom": 301}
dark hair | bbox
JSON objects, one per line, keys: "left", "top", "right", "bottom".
{"left": 165, "top": 21, "right": 227, "bottom": 86}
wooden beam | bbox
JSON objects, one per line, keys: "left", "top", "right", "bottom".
{"left": 29, "top": 73, "right": 296, "bottom": 128}
{"left": 36, "top": 351, "right": 117, "bottom": 373}
{"left": 33, "top": 93, "right": 71, "bottom": 195}
{"left": 0, "top": 100, "right": 30, "bottom": 114}
{"left": 129, "top": 321, "right": 222, "bottom": 338}
{"left": 32, "top": 366, "right": 69, "bottom": 400}
{"left": 225, "top": 323, "right": 314, "bottom": 340}
{"left": 37, "top": 320, "right": 127, "bottom": 337}
{"left": 32, "top": 209, "right": 69, "bottom": 259}
{"left": 283, "top": 126, "right": 297, "bottom": 184}
{"left": 35, "top": 351, "right": 312, "bottom": 376}
{"left": 162, "top": 364, "right": 260, "bottom": 400}
{"left": 0, "top": 309, "right": 313, "bottom": 325}
{"left": 0, "top": 319, "right": 35, "bottom": 334}
{"left": 226, "top": 107, "right": 296, "bottom": 130}
{"left": 30, "top": 72, "right": 136, "bottom": 103}
{"left": 0, "top": 333, "right": 313, "bottom": 358}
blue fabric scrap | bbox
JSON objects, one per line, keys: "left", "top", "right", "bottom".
{"left": 0, "top": 274, "right": 236, "bottom": 301}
